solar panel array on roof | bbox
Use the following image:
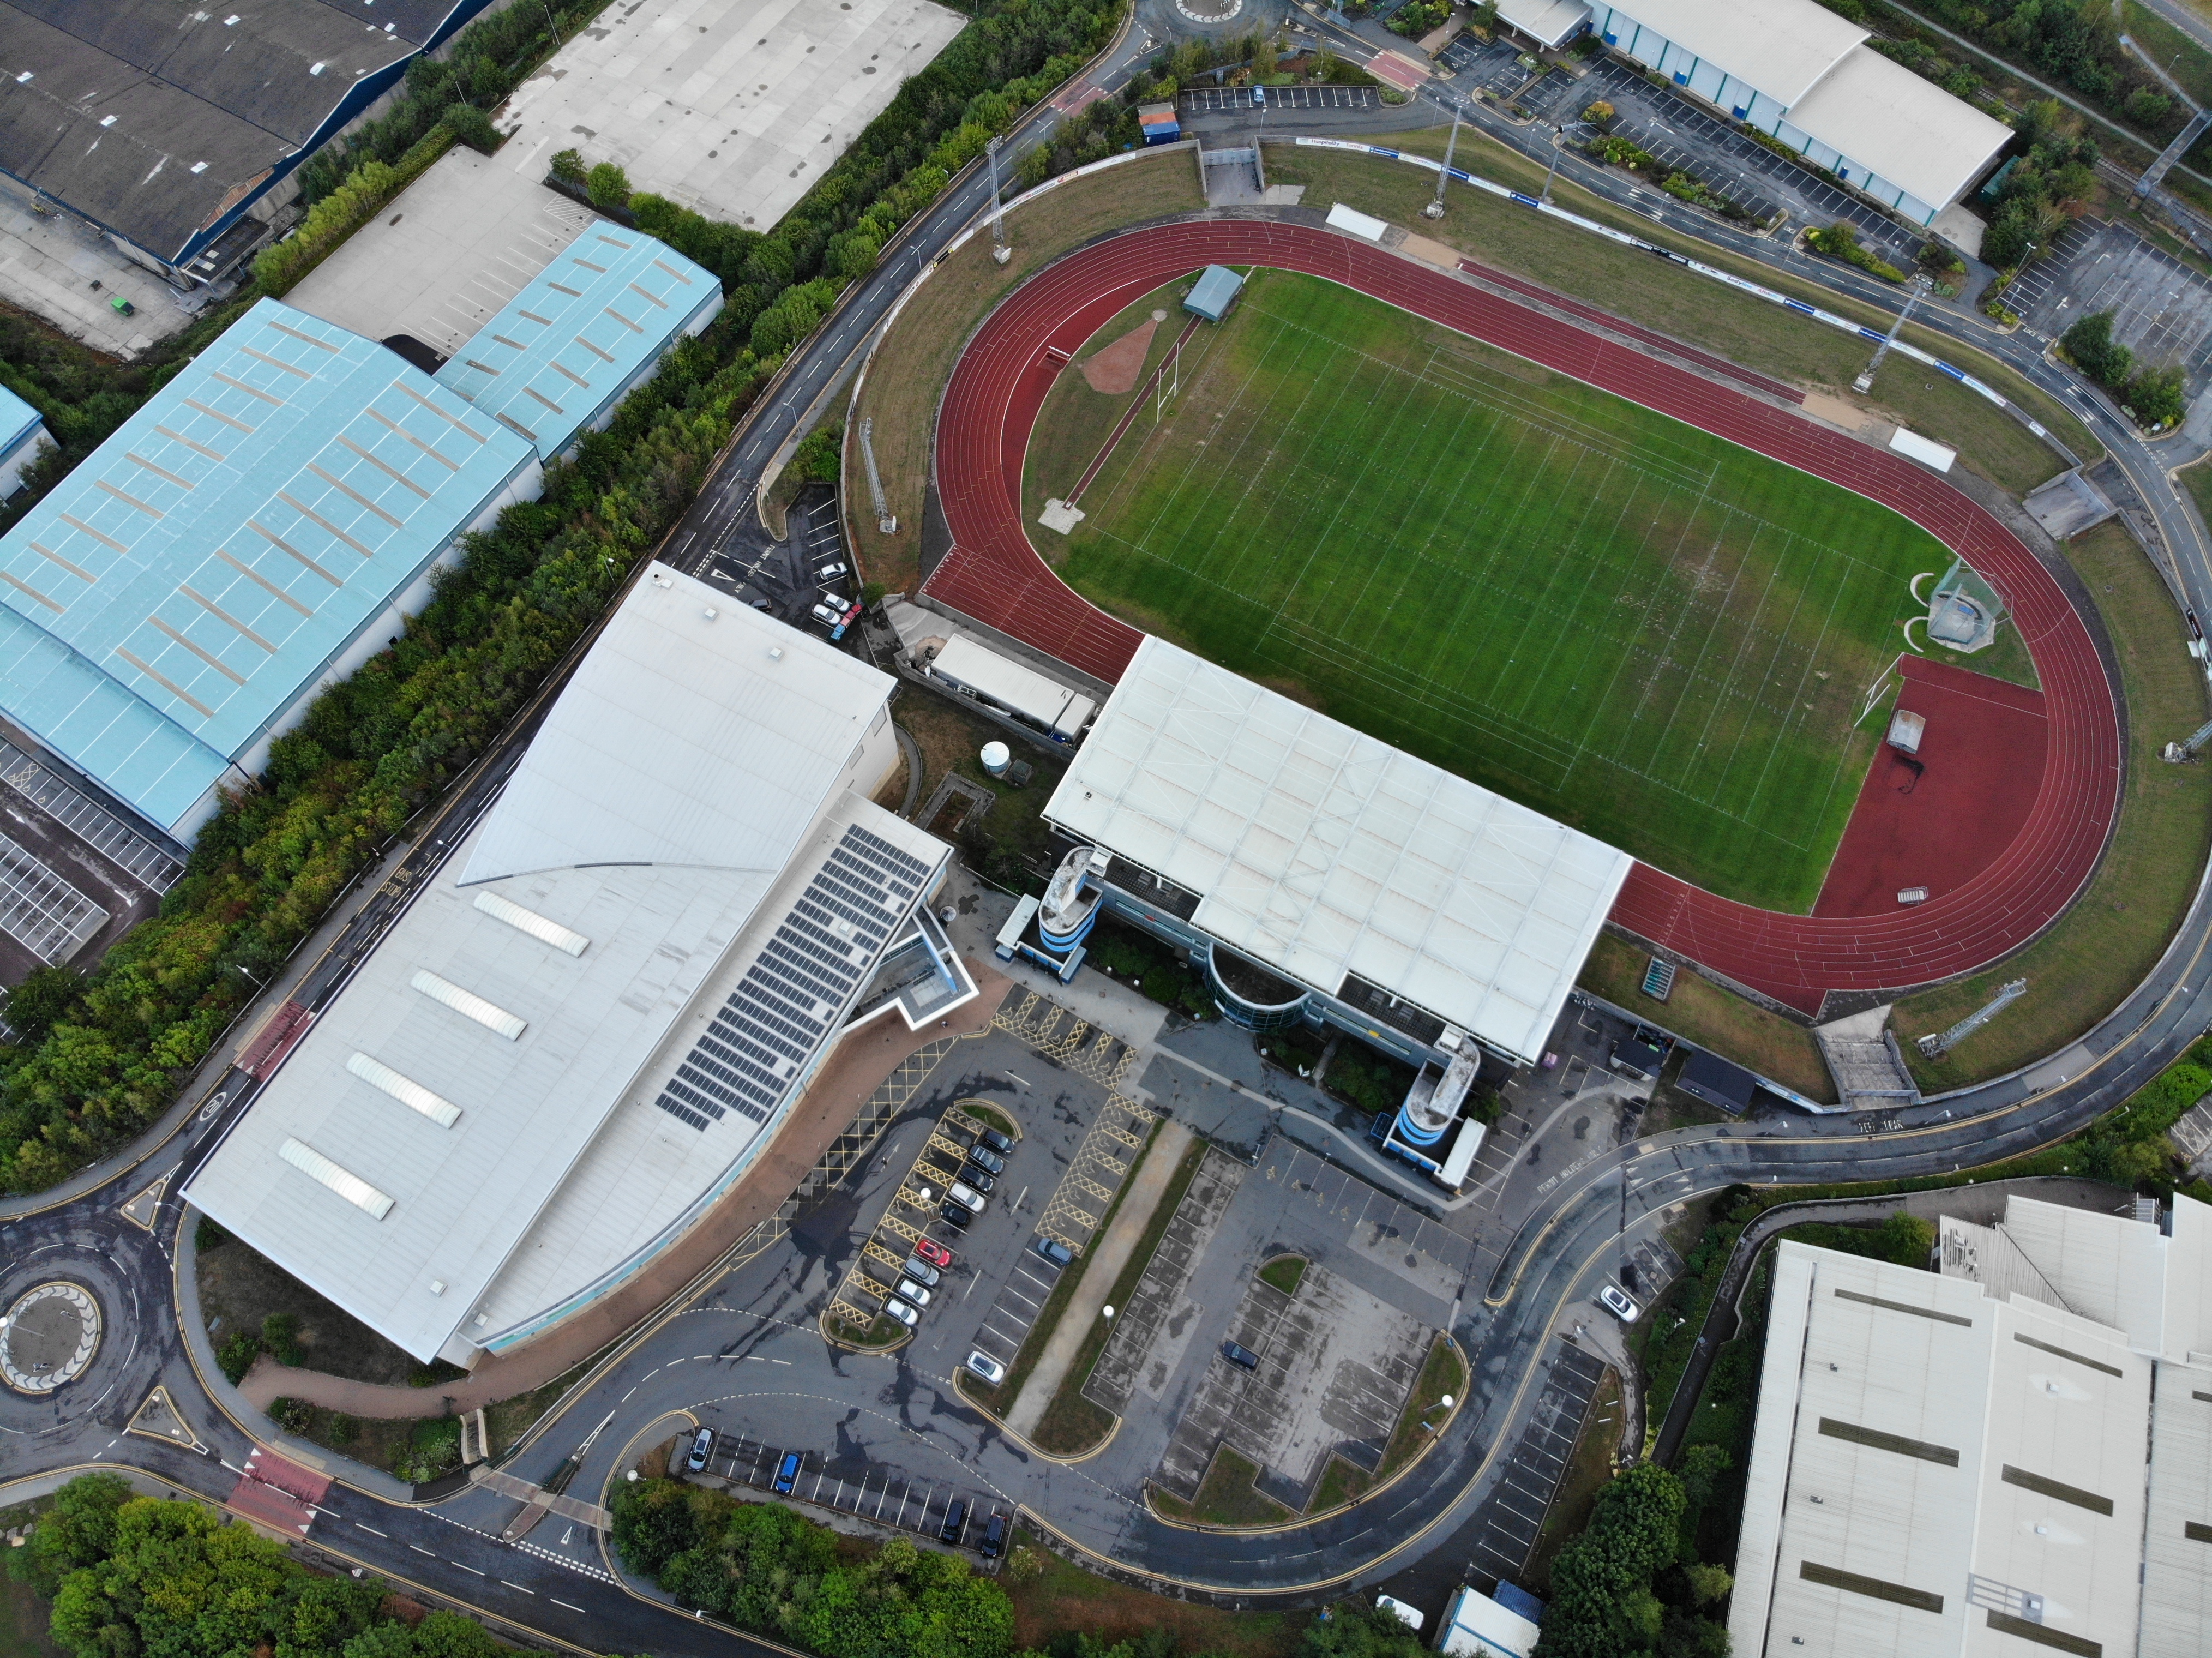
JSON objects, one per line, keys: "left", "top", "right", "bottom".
{"left": 0, "top": 298, "right": 538, "bottom": 834}
{"left": 0, "top": 2, "right": 492, "bottom": 272}
{"left": 657, "top": 825, "right": 931, "bottom": 1131}
{"left": 435, "top": 229, "right": 720, "bottom": 460}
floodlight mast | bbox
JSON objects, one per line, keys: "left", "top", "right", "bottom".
{"left": 987, "top": 136, "right": 1011, "bottom": 265}
{"left": 1424, "top": 109, "right": 1462, "bottom": 219}
{"left": 859, "top": 418, "right": 896, "bottom": 534}
{"left": 1854, "top": 275, "right": 1930, "bottom": 392}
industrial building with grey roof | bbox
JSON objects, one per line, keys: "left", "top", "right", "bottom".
{"left": 183, "top": 567, "right": 969, "bottom": 1365}
{"left": 0, "top": 1, "right": 497, "bottom": 284}
{"left": 1731, "top": 1193, "right": 2212, "bottom": 1657}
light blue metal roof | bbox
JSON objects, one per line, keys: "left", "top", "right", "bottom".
{"left": 435, "top": 227, "right": 720, "bottom": 461}
{"left": 0, "top": 382, "right": 45, "bottom": 459}
{"left": 0, "top": 298, "right": 538, "bottom": 831}
{"left": 1185, "top": 265, "right": 1246, "bottom": 322}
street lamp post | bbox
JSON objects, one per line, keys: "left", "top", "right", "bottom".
{"left": 1540, "top": 124, "right": 1565, "bottom": 205}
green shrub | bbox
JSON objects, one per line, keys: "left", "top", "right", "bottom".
{"left": 613, "top": 1480, "right": 1011, "bottom": 1658}
{"left": 444, "top": 104, "right": 502, "bottom": 155}
{"left": 1326, "top": 1042, "right": 1415, "bottom": 1117}
{"left": 393, "top": 1416, "right": 464, "bottom": 1484}
{"left": 586, "top": 161, "right": 632, "bottom": 210}
{"left": 2124, "top": 363, "right": 2187, "bottom": 429}
{"left": 2063, "top": 309, "right": 2134, "bottom": 388}
{"left": 549, "top": 146, "right": 586, "bottom": 183}
{"left": 261, "top": 1311, "right": 304, "bottom": 1367}
{"left": 216, "top": 1329, "right": 264, "bottom": 1384}
{"left": 269, "top": 1396, "right": 315, "bottom": 1433}
{"left": 194, "top": 1215, "right": 231, "bottom": 1252}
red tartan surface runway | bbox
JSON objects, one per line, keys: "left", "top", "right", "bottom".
{"left": 921, "top": 220, "right": 2120, "bottom": 1014}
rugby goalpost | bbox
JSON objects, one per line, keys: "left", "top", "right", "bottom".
{"left": 1858, "top": 654, "right": 1905, "bottom": 728}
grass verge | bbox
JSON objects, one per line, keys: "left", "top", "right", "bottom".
{"left": 1002, "top": 1527, "right": 1305, "bottom": 1655}
{"left": 849, "top": 152, "right": 1205, "bottom": 596}
{"left": 957, "top": 1121, "right": 1159, "bottom": 1421}
{"left": 1896, "top": 521, "right": 2211, "bottom": 1089}
{"left": 1257, "top": 1254, "right": 1307, "bottom": 1296}
{"left": 1030, "top": 1136, "right": 1210, "bottom": 1456}
{"left": 1377, "top": 1335, "right": 1467, "bottom": 1479}
{"left": 1148, "top": 1446, "right": 1294, "bottom": 1527}
{"left": 1577, "top": 933, "right": 1832, "bottom": 1100}
{"left": 1260, "top": 132, "right": 2097, "bottom": 488}
{"left": 1523, "top": 1366, "right": 1624, "bottom": 1594}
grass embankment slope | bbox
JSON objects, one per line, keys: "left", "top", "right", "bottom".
{"left": 1263, "top": 131, "right": 2099, "bottom": 491}
{"left": 847, "top": 151, "right": 1204, "bottom": 597}
{"left": 1046, "top": 268, "right": 1973, "bottom": 911}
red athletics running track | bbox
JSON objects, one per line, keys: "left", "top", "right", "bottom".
{"left": 922, "top": 220, "right": 2121, "bottom": 1015}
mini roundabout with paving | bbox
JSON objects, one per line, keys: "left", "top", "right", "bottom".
{"left": 912, "top": 214, "right": 2124, "bottom": 1022}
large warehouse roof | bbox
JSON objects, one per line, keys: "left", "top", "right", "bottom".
{"left": 1784, "top": 46, "right": 2013, "bottom": 219}
{"left": 1608, "top": 0, "right": 1866, "bottom": 106}
{"left": 285, "top": 150, "right": 599, "bottom": 359}
{"left": 435, "top": 227, "right": 720, "bottom": 460}
{"left": 0, "top": 2, "right": 489, "bottom": 268}
{"left": 1729, "top": 1196, "right": 2212, "bottom": 1658}
{"left": 1044, "top": 637, "right": 1633, "bottom": 1064}
{"left": 0, "top": 298, "right": 536, "bottom": 831}
{"left": 184, "top": 568, "right": 941, "bottom": 1363}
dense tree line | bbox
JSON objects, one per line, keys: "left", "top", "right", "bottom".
{"left": 0, "top": 0, "right": 1126, "bottom": 1194}
{"left": 1536, "top": 1463, "right": 1733, "bottom": 1658}
{"left": 1820, "top": 0, "right": 2185, "bottom": 142}
{"left": 8, "top": 1475, "right": 515, "bottom": 1658}
{"left": 2061, "top": 309, "right": 2189, "bottom": 428}
{"left": 612, "top": 1478, "right": 1012, "bottom": 1658}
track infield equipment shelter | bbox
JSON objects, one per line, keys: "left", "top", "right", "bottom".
{"left": 1729, "top": 1194, "right": 2212, "bottom": 1656}
{"left": 184, "top": 565, "right": 961, "bottom": 1365}
{"left": 1042, "top": 636, "right": 1633, "bottom": 1069}
{"left": 1590, "top": 0, "right": 2011, "bottom": 224}
{"left": 0, "top": 297, "right": 540, "bottom": 841}
{"left": 1184, "top": 266, "right": 1245, "bottom": 322}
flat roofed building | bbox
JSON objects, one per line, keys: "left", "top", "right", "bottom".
{"left": 184, "top": 565, "right": 953, "bottom": 1365}
{"left": 285, "top": 149, "right": 600, "bottom": 364}
{"left": 1730, "top": 1194, "right": 2212, "bottom": 1657}
{"left": 1043, "top": 636, "right": 1633, "bottom": 1067}
{"left": 924, "top": 635, "right": 1097, "bottom": 743}
{"left": 434, "top": 226, "right": 722, "bottom": 462}
{"left": 0, "top": 298, "right": 539, "bottom": 839}
{"left": 0, "top": 2, "right": 494, "bottom": 284}
{"left": 1494, "top": 0, "right": 1594, "bottom": 50}
{"left": 1591, "top": 0, "right": 2011, "bottom": 226}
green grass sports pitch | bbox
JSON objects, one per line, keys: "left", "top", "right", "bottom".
{"left": 1040, "top": 269, "right": 1976, "bottom": 912}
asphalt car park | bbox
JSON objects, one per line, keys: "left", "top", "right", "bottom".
{"left": 1458, "top": 1340, "right": 1608, "bottom": 1589}
{"left": 2009, "top": 219, "right": 2212, "bottom": 395}
{"left": 686, "top": 1431, "right": 1000, "bottom": 1552}
{"left": 1180, "top": 85, "right": 1379, "bottom": 112}
{"left": 1578, "top": 60, "right": 1917, "bottom": 261}
{"left": 826, "top": 1098, "right": 1013, "bottom": 1336}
